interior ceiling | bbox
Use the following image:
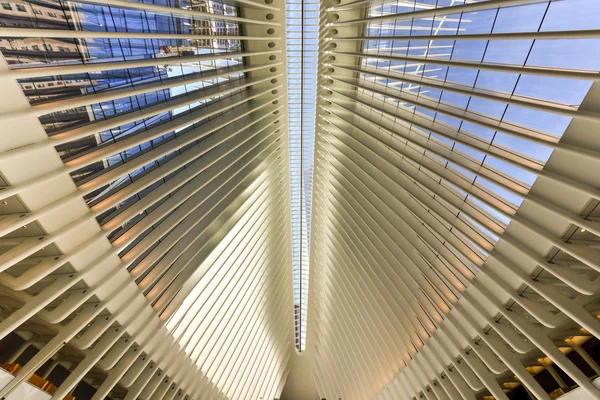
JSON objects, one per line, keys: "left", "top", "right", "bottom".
{"left": 0, "top": 1, "right": 600, "bottom": 400}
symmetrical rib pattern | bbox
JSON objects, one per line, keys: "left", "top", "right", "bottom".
{"left": 3, "top": 0, "right": 600, "bottom": 399}
{"left": 0, "top": 0, "right": 291, "bottom": 399}
{"left": 309, "top": 0, "right": 600, "bottom": 399}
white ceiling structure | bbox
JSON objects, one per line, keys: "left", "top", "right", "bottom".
{"left": 1, "top": 1, "right": 600, "bottom": 400}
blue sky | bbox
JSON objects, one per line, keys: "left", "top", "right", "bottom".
{"left": 359, "top": 0, "right": 600, "bottom": 223}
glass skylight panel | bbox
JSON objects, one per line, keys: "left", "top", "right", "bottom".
{"left": 287, "top": 0, "right": 318, "bottom": 352}
{"left": 345, "top": 0, "right": 600, "bottom": 259}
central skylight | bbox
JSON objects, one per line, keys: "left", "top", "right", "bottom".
{"left": 286, "top": 0, "right": 318, "bottom": 351}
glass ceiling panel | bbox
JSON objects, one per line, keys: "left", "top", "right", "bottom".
{"left": 287, "top": 0, "right": 318, "bottom": 352}
{"left": 345, "top": 0, "right": 600, "bottom": 265}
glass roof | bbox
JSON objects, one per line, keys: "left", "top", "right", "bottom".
{"left": 325, "top": 0, "right": 599, "bottom": 268}
{"left": 287, "top": 0, "right": 319, "bottom": 352}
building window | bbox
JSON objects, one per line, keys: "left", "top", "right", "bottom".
{"left": 23, "top": 85, "right": 32, "bottom": 89}
{"left": 16, "top": 4, "right": 25, "bottom": 11}
{"left": 36, "top": 84, "right": 44, "bottom": 88}
{"left": 43, "top": 43, "right": 52, "bottom": 51}
{"left": 1, "top": 3, "right": 11, "bottom": 10}
{"left": 32, "top": 8, "right": 41, "bottom": 14}
{"left": 31, "top": 45, "right": 39, "bottom": 51}
{"left": 48, "top": 12, "right": 56, "bottom": 17}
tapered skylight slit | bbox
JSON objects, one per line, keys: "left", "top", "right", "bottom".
{"left": 287, "top": 0, "right": 318, "bottom": 352}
